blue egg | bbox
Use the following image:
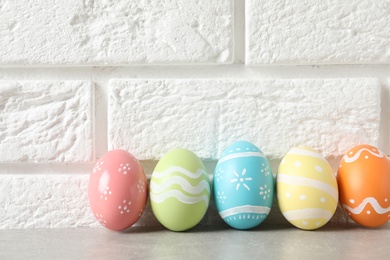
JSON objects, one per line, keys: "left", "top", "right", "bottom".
{"left": 214, "top": 141, "right": 274, "bottom": 229}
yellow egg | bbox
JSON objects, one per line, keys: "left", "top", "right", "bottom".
{"left": 277, "top": 146, "right": 338, "bottom": 230}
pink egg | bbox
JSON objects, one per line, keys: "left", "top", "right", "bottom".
{"left": 88, "top": 150, "right": 148, "bottom": 231}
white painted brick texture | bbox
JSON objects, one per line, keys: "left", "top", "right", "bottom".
{"left": 0, "top": 0, "right": 388, "bottom": 230}
{"left": 0, "top": 175, "right": 95, "bottom": 229}
{"left": 109, "top": 79, "right": 380, "bottom": 160}
{"left": 0, "top": 0, "right": 233, "bottom": 65}
{"left": 0, "top": 81, "right": 93, "bottom": 162}
{"left": 246, "top": 0, "right": 390, "bottom": 65}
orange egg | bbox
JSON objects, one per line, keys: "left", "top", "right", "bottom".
{"left": 337, "top": 144, "right": 390, "bottom": 227}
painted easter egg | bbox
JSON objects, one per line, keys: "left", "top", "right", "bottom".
{"left": 88, "top": 150, "right": 148, "bottom": 231}
{"left": 277, "top": 146, "right": 338, "bottom": 230}
{"left": 214, "top": 141, "right": 274, "bottom": 230}
{"left": 337, "top": 144, "right": 390, "bottom": 227}
{"left": 150, "top": 148, "right": 210, "bottom": 231}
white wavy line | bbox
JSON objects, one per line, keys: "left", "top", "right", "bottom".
{"left": 277, "top": 174, "right": 338, "bottom": 200}
{"left": 343, "top": 148, "right": 384, "bottom": 163}
{"left": 288, "top": 147, "right": 327, "bottom": 162}
{"left": 218, "top": 152, "right": 266, "bottom": 163}
{"left": 219, "top": 205, "right": 271, "bottom": 218}
{"left": 343, "top": 197, "right": 390, "bottom": 214}
{"left": 152, "top": 166, "right": 207, "bottom": 179}
{"left": 150, "top": 177, "right": 210, "bottom": 195}
{"left": 283, "top": 208, "right": 333, "bottom": 221}
{"left": 150, "top": 190, "right": 209, "bottom": 206}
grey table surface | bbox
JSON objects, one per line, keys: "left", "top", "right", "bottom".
{"left": 1, "top": 224, "right": 389, "bottom": 260}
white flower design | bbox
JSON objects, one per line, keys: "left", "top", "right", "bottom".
{"left": 216, "top": 191, "right": 227, "bottom": 204}
{"left": 93, "top": 161, "right": 104, "bottom": 174}
{"left": 215, "top": 167, "right": 224, "bottom": 182}
{"left": 137, "top": 179, "right": 146, "bottom": 193}
{"left": 100, "top": 186, "right": 112, "bottom": 200}
{"left": 118, "top": 163, "right": 131, "bottom": 175}
{"left": 230, "top": 168, "right": 252, "bottom": 191}
{"left": 118, "top": 200, "right": 132, "bottom": 214}
{"left": 261, "top": 163, "right": 271, "bottom": 176}
{"left": 259, "top": 184, "right": 271, "bottom": 200}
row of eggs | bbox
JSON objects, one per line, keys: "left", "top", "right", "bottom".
{"left": 88, "top": 142, "right": 390, "bottom": 231}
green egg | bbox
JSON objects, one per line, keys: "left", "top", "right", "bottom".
{"left": 150, "top": 148, "right": 210, "bottom": 231}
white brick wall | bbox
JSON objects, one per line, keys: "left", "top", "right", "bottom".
{"left": 0, "top": 0, "right": 233, "bottom": 65}
{"left": 0, "top": 81, "right": 93, "bottom": 162}
{"left": 0, "top": 0, "right": 389, "bottom": 228}
{"left": 246, "top": 0, "right": 390, "bottom": 65}
{"left": 109, "top": 79, "right": 380, "bottom": 160}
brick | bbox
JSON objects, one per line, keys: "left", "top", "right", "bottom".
{"left": 0, "top": 81, "right": 93, "bottom": 162}
{"left": 0, "top": 174, "right": 96, "bottom": 229}
{"left": 108, "top": 79, "right": 222, "bottom": 160}
{"left": 246, "top": 0, "right": 390, "bottom": 65}
{"left": 109, "top": 79, "right": 380, "bottom": 160}
{"left": 0, "top": 0, "right": 233, "bottom": 65}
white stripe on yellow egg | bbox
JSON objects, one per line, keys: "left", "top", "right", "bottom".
{"left": 282, "top": 208, "right": 333, "bottom": 221}
{"left": 288, "top": 147, "right": 328, "bottom": 163}
{"left": 277, "top": 184, "right": 338, "bottom": 213}
{"left": 278, "top": 147, "right": 336, "bottom": 187}
{"left": 277, "top": 174, "right": 338, "bottom": 200}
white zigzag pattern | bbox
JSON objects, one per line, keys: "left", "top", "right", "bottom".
{"left": 152, "top": 166, "right": 207, "bottom": 179}
{"left": 150, "top": 176, "right": 210, "bottom": 194}
{"left": 343, "top": 197, "right": 390, "bottom": 214}
{"left": 343, "top": 148, "right": 384, "bottom": 163}
{"left": 150, "top": 190, "right": 209, "bottom": 206}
